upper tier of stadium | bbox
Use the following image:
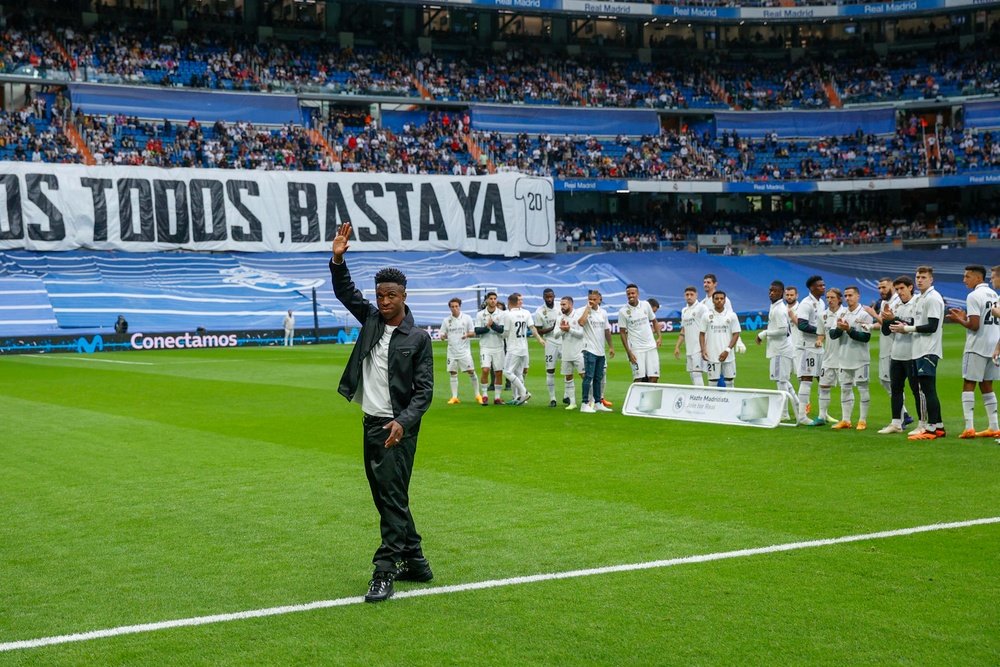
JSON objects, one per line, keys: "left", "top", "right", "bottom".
{"left": 2, "top": 7, "right": 997, "bottom": 111}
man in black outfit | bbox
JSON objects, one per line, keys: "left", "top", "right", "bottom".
{"left": 330, "top": 222, "right": 435, "bottom": 603}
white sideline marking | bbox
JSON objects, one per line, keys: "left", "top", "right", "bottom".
{"left": 2, "top": 516, "right": 997, "bottom": 653}
{"left": 68, "top": 357, "right": 155, "bottom": 366}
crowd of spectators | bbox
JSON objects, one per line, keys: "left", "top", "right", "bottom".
{"left": 556, "top": 209, "right": 1000, "bottom": 251}
{"left": 477, "top": 125, "right": 1000, "bottom": 181}
{"left": 4, "top": 100, "right": 999, "bottom": 181}
{"left": 77, "top": 113, "right": 331, "bottom": 169}
{"left": 0, "top": 94, "right": 81, "bottom": 163}
{"left": 835, "top": 45, "right": 1000, "bottom": 104}
{"left": 321, "top": 111, "right": 479, "bottom": 175}
{"left": 1, "top": 19, "right": 998, "bottom": 110}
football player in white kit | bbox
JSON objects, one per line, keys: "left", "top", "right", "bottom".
{"left": 879, "top": 276, "right": 922, "bottom": 434}
{"left": 946, "top": 265, "right": 1000, "bottom": 438}
{"left": 791, "top": 275, "right": 827, "bottom": 426}
{"left": 829, "top": 286, "right": 874, "bottom": 430}
{"left": 618, "top": 283, "right": 660, "bottom": 383}
{"left": 817, "top": 287, "right": 846, "bottom": 424}
{"left": 504, "top": 292, "right": 545, "bottom": 405}
{"left": 905, "top": 266, "right": 946, "bottom": 441}
{"left": 534, "top": 288, "right": 563, "bottom": 407}
{"left": 475, "top": 291, "right": 507, "bottom": 405}
{"left": 756, "top": 280, "right": 802, "bottom": 422}
{"left": 441, "top": 298, "right": 481, "bottom": 405}
{"left": 704, "top": 291, "right": 741, "bottom": 387}
{"left": 552, "top": 296, "right": 585, "bottom": 410}
{"left": 865, "top": 277, "right": 914, "bottom": 427}
{"left": 675, "top": 286, "right": 709, "bottom": 386}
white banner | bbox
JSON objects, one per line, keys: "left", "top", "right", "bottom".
{"left": 0, "top": 164, "right": 555, "bottom": 257}
{"left": 622, "top": 382, "right": 788, "bottom": 429}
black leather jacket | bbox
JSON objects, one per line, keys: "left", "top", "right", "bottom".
{"left": 331, "top": 259, "right": 434, "bottom": 430}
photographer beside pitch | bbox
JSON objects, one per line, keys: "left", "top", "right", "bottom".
{"left": 330, "top": 222, "right": 435, "bottom": 603}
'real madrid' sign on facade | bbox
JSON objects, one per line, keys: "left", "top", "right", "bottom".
{"left": 0, "top": 165, "right": 555, "bottom": 257}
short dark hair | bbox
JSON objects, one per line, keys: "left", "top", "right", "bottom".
{"left": 375, "top": 267, "right": 407, "bottom": 287}
{"left": 893, "top": 275, "right": 914, "bottom": 288}
{"left": 916, "top": 265, "right": 934, "bottom": 276}
{"left": 965, "top": 265, "right": 987, "bottom": 280}
{"left": 626, "top": 283, "right": 638, "bottom": 291}
{"left": 785, "top": 285, "right": 798, "bottom": 294}
{"left": 647, "top": 298, "right": 659, "bottom": 309}
{"left": 449, "top": 297, "right": 461, "bottom": 306}
{"left": 703, "top": 273, "right": 718, "bottom": 283}
{"left": 507, "top": 292, "right": 521, "bottom": 306}
{"left": 561, "top": 296, "right": 574, "bottom": 304}
{"left": 877, "top": 276, "right": 893, "bottom": 284}
{"left": 543, "top": 288, "right": 555, "bottom": 295}
{"left": 588, "top": 289, "right": 601, "bottom": 297}
{"left": 806, "top": 275, "right": 823, "bottom": 288}
{"left": 485, "top": 291, "right": 497, "bottom": 299}
{"left": 770, "top": 280, "right": 785, "bottom": 291}
{"left": 713, "top": 290, "right": 727, "bottom": 299}
{"left": 684, "top": 286, "right": 697, "bottom": 294}
{"left": 844, "top": 286, "right": 860, "bottom": 295}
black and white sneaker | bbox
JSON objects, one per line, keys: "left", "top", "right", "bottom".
{"left": 395, "top": 558, "right": 434, "bottom": 583}
{"left": 364, "top": 570, "right": 396, "bottom": 603}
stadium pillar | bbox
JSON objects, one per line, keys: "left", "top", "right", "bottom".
{"left": 325, "top": 2, "right": 341, "bottom": 32}
{"left": 312, "top": 288, "right": 320, "bottom": 344}
{"left": 243, "top": 0, "right": 260, "bottom": 25}
{"left": 551, "top": 18, "right": 568, "bottom": 45}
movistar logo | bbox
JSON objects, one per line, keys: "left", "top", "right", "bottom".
{"left": 76, "top": 335, "right": 104, "bottom": 354}
{"left": 336, "top": 328, "right": 359, "bottom": 344}
{"left": 743, "top": 315, "right": 765, "bottom": 331}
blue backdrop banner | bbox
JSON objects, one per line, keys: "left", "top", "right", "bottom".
{"left": 69, "top": 83, "right": 303, "bottom": 125}
{"left": 470, "top": 105, "right": 659, "bottom": 135}
{"left": 713, "top": 108, "right": 896, "bottom": 138}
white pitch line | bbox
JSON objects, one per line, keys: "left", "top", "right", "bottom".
{"left": 2, "top": 516, "right": 997, "bottom": 653}
{"left": 67, "top": 357, "right": 155, "bottom": 366}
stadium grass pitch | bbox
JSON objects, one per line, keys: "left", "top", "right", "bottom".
{"left": 1, "top": 326, "right": 998, "bottom": 664}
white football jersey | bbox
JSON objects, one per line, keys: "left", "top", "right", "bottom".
{"left": 763, "top": 299, "right": 794, "bottom": 359}
{"left": 475, "top": 307, "right": 506, "bottom": 352}
{"left": 889, "top": 297, "right": 918, "bottom": 361}
{"left": 441, "top": 312, "right": 474, "bottom": 357}
{"left": 822, "top": 305, "right": 846, "bottom": 370}
{"left": 680, "top": 302, "right": 709, "bottom": 357}
{"left": 705, "top": 309, "right": 741, "bottom": 361}
{"left": 797, "top": 293, "right": 826, "bottom": 350}
{"left": 964, "top": 282, "right": 1000, "bottom": 357}
{"left": 504, "top": 307, "right": 535, "bottom": 356}
{"left": 911, "top": 286, "right": 945, "bottom": 359}
{"left": 617, "top": 300, "right": 657, "bottom": 352}
{"left": 836, "top": 305, "right": 874, "bottom": 370}
{"left": 580, "top": 305, "right": 609, "bottom": 356}
{"left": 875, "top": 293, "right": 902, "bottom": 360}
{"left": 534, "top": 303, "right": 560, "bottom": 343}
{"left": 553, "top": 308, "right": 585, "bottom": 360}
{"left": 787, "top": 301, "right": 803, "bottom": 350}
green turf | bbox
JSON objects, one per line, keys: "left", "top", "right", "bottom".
{"left": 1, "top": 327, "right": 998, "bottom": 665}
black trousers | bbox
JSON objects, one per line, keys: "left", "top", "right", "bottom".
{"left": 889, "top": 359, "right": 920, "bottom": 420}
{"left": 362, "top": 415, "right": 423, "bottom": 572}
